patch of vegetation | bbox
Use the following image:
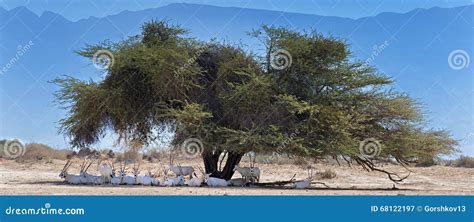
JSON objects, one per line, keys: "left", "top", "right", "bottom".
{"left": 16, "top": 143, "right": 71, "bottom": 163}
{"left": 318, "top": 169, "right": 337, "bottom": 179}
{"left": 142, "top": 149, "right": 167, "bottom": 162}
{"left": 415, "top": 158, "right": 437, "bottom": 167}
{"left": 446, "top": 156, "right": 474, "bottom": 168}
{"left": 52, "top": 20, "right": 458, "bottom": 181}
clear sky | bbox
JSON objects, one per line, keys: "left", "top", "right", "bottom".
{"left": 1, "top": 0, "right": 473, "bottom": 21}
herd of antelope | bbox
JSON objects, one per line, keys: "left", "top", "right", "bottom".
{"left": 59, "top": 152, "right": 315, "bottom": 189}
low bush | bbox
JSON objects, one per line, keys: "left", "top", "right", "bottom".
{"left": 446, "top": 155, "right": 474, "bottom": 168}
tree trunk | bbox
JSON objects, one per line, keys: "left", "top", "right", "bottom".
{"left": 202, "top": 151, "right": 243, "bottom": 180}
{"left": 203, "top": 152, "right": 220, "bottom": 174}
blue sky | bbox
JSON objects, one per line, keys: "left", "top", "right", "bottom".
{"left": 1, "top": 0, "right": 473, "bottom": 21}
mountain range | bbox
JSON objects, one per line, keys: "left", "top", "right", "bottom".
{"left": 0, "top": 3, "right": 472, "bottom": 155}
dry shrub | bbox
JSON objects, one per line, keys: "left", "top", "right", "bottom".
{"left": 115, "top": 150, "right": 139, "bottom": 162}
{"left": 100, "top": 150, "right": 115, "bottom": 159}
{"left": 16, "top": 143, "right": 71, "bottom": 163}
{"left": 142, "top": 149, "right": 166, "bottom": 162}
{"left": 318, "top": 169, "right": 337, "bottom": 179}
{"left": 415, "top": 158, "right": 437, "bottom": 167}
{"left": 293, "top": 156, "right": 309, "bottom": 167}
{"left": 446, "top": 156, "right": 474, "bottom": 168}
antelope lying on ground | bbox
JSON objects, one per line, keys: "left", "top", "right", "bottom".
{"left": 123, "top": 162, "right": 139, "bottom": 185}
{"left": 228, "top": 178, "right": 245, "bottom": 187}
{"left": 187, "top": 166, "right": 205, "bottom": 187}
{"left": 59, "top": 160, "right": 82, "bottom": 184}
{"left": 163, "top": 168, "right": 185, "bottom": 186}
{"left": 140, "top": 169, "right": 160, "bottom": 186}
{"left": 78, "top": 159, "right": 100, "bottom": 184}
{"left": 111, "top": 162, "right": 126, "bottom": 185}
{"left": 205, "top": 174, "right": 229, "bottom": 187}
{"left": 293, "top": 168, "right": 314, "bottom": 189}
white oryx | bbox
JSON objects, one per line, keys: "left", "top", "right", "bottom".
{"left": 233, "top": 152, "right": 261, "bottom": 184}
{"left": 123, "top": 162, "right": 139, "bottom": 185}
{"left": 187, "top": 166, "right": 205, "bottom": 187}
{"left": 168, "top": 153, "right": 194, "bottom": 178}
{"left": 163, "top": 167, "right": 185, "bottom": 186}
{"left": 111, "top": 161, "right": 126, "bottom": 185}
{"left": 293, "top": 168, "right": 314, "bottom": 189}
{"left": 78, "top": 159, "right": 100, "bottom": 184}
{"left": 59, "top": 160, "right": 82, "bottom": 184}
{"left": 204, "top": 174, "right": 229, "bottom": 187}
{"left": 233, "top": 165, "right": 260, "bottom": 184}
{"left": 140, "top": 169, "right": 160, "bottom": 186}
{"left": 98, "top": 160, "right": 113, "bottom": 184}
{"left": 227, "top": 178, "right": 245, "bottom": 187}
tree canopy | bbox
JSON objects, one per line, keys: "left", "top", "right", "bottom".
{"left": 53, "top": 20, "right": 457, "bottom": 180}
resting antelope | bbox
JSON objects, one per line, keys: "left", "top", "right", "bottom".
{"left": 293, "top": 168, "right": 313, "bottom": 189}
{"left": 59, "top": 160, "right": 82, "bottom": 184}
{"left": 122, "top": 162, "right": 139, "bottom": 185}
{"left": 140, "top": 169, "right": 160, "bottom": 186}
{"left": 187, "top": 166, "right": 205, "bottom": 187}
{"left": 163, "top": 167, "right": 184, "bottom": 186}
{"left": 111, "top": 161, "right": 126, "bottom": 185}
{"left": 79, "top": 158, "right": 98, "bottom": 184}
{"left": 228, "top": 178, "right": 245, "bottom": 187}
{"left": 204, "top": 173, "right": 229, "bottom": 187}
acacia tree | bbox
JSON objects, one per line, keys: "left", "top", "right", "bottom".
{"left": 53, "top": 21, "right": 457, "bottom": 181}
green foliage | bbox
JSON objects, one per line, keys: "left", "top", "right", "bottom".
{"left": 53, "top": 20, "right": 457, "bottom": 166}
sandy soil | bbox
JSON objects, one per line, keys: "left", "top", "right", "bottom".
{"left": 0, "top": 159, "right": 472, "bottom": 195}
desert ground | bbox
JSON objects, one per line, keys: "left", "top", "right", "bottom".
{"left": 0, "top": 158, "right": 472, "bottom": 195}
